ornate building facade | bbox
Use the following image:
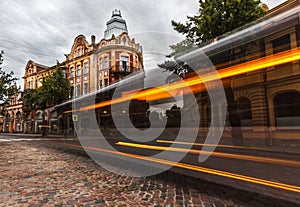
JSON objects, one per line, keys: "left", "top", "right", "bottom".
{"left": 1, "top": 84, "right": 23, "bottom": 133}
{"left": 196, "top": 0, "right": 300, "bottom": 146}
{"left": 18, "top": 9, "right": 143, "bottom": 134}
{"left": 65, "top": 10, "right": 143, "bottom": 97}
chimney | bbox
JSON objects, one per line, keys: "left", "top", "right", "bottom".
{"left": 91, "top": 35, "right": 96, "bottom": 45}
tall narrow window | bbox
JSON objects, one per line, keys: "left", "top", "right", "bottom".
{"left": 84, "top": 62, "right": 89, "bottom": 74}
{"left": 237, "top": 97, "right": 252, "bottom": 127}
{"left": 99, "top": 58, "right": 103, "bottom": 70}
{"left": 99, "top": 80, "right": 103, "bottom": 89}
{"left": 83, "top": 83, "right": 89, "bottom": 95}
{"left": 104, "top": 57, "right": 109, "bottom": 69}
{"left": 76, "top": 85, "right": 81, "bottom": 97}
{"left": 62, "top": 69, "right": 66, "bottom": 78}
{"left": 77, "top": 65, "right": 81, "bottom": 76}
{"left": 104, "top": 79, "right": 108, "bottom": 87}
{"left": 120, "top": 56, "right": 128, "bottom": 71}
{"left": 70, "top": 67, "right": 74, "bottom": 77}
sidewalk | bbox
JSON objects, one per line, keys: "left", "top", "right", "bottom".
{"left": 0, "top": 133, "right": 75, "bottom": 139}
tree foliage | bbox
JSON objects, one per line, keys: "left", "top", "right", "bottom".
{"left": 40, "top": 65, "right": 70, "bottom": 107}
{"left": 171, "top": 0, "right": 265, "bottom": 45}
{"left": 161, "top": 0, "right": 265, "bottom": 76}
{"left": 0, "top": 50, "right": 18, "bottom": 112}
{"left": 23, "top": 88, "right": 40, "bottom": 111}
{"left": 163, "top": 0, "right": 266, "bottom": 75}
{"left": 168, "top": 39, "right": 197, "bottom": 58}
{"left": 23, "top": 65, "right": 70, "bottom": 110}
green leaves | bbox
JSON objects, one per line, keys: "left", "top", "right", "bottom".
{"left": 172, "top": 0, "right": 265, "bottom": 45}
{"left": 0, "top": 50, "right": 18, "bottom": 106}
{"left": 23, "top": 65, "right": 70, "bottom": 110}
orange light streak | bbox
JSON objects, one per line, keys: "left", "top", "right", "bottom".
{"left": 53, "top": 141, "right": 300, "bottom": 193}
{"left": 63, "top": 46, "right": 300, "bottom": 114}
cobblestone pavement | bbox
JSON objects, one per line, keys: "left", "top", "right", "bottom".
{"left": 0, "top": 140, "right": 292, "bottom": 207}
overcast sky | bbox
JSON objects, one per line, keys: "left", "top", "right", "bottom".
{"left": 0, "top": 0, "right": 286, "bottom": 88}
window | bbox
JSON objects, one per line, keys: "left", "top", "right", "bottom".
{"left": 272, "top": 34, "right": 291, "bottom": 54}
{"left": 62, "top": 69, "right": 66, "bottom": 78}
{"left": 36, "top": 112, "right": 42, "bottom": 120}
{"left": 120, "top": 56, "right": 128, "bottom": 71}
{"left": 70, "top": 67, "right": 74, "bottom": 77}
{"left": 104, "top": 56, "right": 109, "bottom": 69}
{"left": 38, "top": 78, "right": 43, "bottom": 87}
{"left": 274, "top": 92, "right": 300, "bottom": 127}
{"left": 99, "top": 80, "right": 103, "bottom": 89}
{"left": 104, "top": 79, "right": 108, "bottom": 87}
{"left": 77, "top": 65, "right": 81, "bottom": 76}
{"left": 77, "top": 49, "right": 81, "bottom": 57}
{"left": 84, "top": 62, "right": 89, "bottom": 74}
{"left": 76, "top": 85, "right": 81, "bottom": 97}
{"left": 99, "top": 58, "right": 103, "bottom": 70}
{"left": 84, "top": 83, "right": 89, "bottom": 95}
{"left": 237, "top": 97, "right": 252, "bottom": 127}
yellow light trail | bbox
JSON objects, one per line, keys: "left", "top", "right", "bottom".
{"left": 156, "top": 139, "right": 274, "bottom": 152}
{"left": 65, "top": 46, "right": 300, "bottom": 114}
{"left": 53, "top": 141, "right": 300, "bottom": 193}
{"left": 116, "top": 141, "right": 300, "bottom": 167}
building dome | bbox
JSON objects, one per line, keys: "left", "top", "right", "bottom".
{"left": 104, "top": 9, "right": 128, "bottom": 39}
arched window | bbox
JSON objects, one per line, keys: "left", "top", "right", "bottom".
{"left": 237, "top": 97, "right": 252, "bottom": 127}
{"left": 5, "top": 114, "right": 10, "bottom": 132}
{"left": 274, "top": 91, "right": 300, "bottom": 127}
{"left": 15, "top": 112, "right": 22, "bottom": 132}
{"left": 36, "top": 112, "right": 42, "bottom": 120}
{"left": 16, "top": 111, "right": 22, "bottom": 119}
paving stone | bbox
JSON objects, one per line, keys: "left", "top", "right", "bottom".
{"left": 0, "top": 138, "right": 287, "bottom": 207}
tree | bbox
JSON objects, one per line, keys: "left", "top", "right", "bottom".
{"left": 0, "top": 50, "right": 18, "bottom": 115}
{"left": 23, "top": 65, "right": 71, "bottom": 110}
{"left": 23, "top": 64, "right": 70, "bottom": 136}
{"left": 168, "top": 39, "right": 197, "bottom": 58}
{"left": 165, "top": 0, "right": 265, "bottom": 145}
{"left": 171, "top": 0, "right": 265, "bottom": 45}
{"left": 39, "top": 65, "right": 71, "bottom": 108}
{"left": 22, "top": 88, "right": 40, "bottom": 111}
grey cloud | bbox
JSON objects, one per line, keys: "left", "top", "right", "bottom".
{"left": 0, "top": 0, "right": 279, "bottom": 88}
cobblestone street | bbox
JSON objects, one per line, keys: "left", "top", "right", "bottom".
{"left": 0, "top": 139, "right": 292, "bottom": 207}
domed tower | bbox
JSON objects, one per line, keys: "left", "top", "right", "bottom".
{"left": 104, "top": 9, "right": 128, "bottom": 39}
